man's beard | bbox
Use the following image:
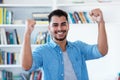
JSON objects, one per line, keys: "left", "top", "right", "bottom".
{"left": 54, "top": 30, "right": 67, "bottom": 41}
{"left": 55, "top": 35, "right": 67, "bottom": 41}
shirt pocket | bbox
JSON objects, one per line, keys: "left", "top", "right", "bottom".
{"left": 74, "top": 56, "right": 82, "bottom": 66}
{"left": 46, "top": 58, "right": 59, "bottom": 80}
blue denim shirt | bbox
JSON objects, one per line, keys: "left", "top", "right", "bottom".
{"left": 28, "top": 40, "right": 102, "bottom": 80}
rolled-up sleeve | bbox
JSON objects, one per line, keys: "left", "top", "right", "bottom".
{"left": 27, "top": 46, "right": 43, "bottom": 72}
{"left": 75, "top": 41, "right": 103, "bottom": 60}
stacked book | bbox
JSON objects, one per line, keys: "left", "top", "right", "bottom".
{"left": 32, "top": 12, "right": 49, "bottom": 25}
{"left": 68, "top": 11, "right": 95, "bottom": 24}
{"left": 0, "top": 8, "right": 13, "bottom": 24}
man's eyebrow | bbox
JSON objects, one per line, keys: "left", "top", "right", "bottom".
{"left": 61, "top": 22, "right": 67, "bottom": 24}
{"left": 50, "top": 23, "right": 58, "bottom": 26}
{"left": 50, "top": 21, "right": 67, "bottom": 25}
{"left": 52, "top": 23, "right": 58, "bottom": 24}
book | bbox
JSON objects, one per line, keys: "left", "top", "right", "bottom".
{"left": 72, "top": 0, "right": 84, "bottom": 3}
{"left": 14, "top": 29, "right": 21, "bottom": 44}
{"left": 37, "top": 70, "right": 42, "bottom": 80}
{"left": 83, "top": 11, "right": 95, "bottom": 23}
{"left": 32, "top": 12, "right": 49, "bottom": 19}
{"left": 9, "top": 32, "right": 14, "bottom": 44}
{"left": 32, "top": 12, "right": 49, "bottom": 24}
{"left": 0, "top": 8, "right": 13, "bottom": 24}
{"left": 73, "top": 11, "right": 82, "bottom": 24}
{"left": 29, "top": 70, "right": 42, "bottom": 80}
{"left": 0, "top": 70, "right": 2, "bottom": 80}
{"left": 3, "top": 8, "right": 7, "bottom": 24}
{"left": 34, "top": 31, "right": 47, "bottom": 44}
{"left": 0, "top": 0, "right": 3, "bottom": 3}
{"left": 20, "top": 73, "right": 27, "bottom": 80}
{"left": 78, "top": 12, "right": 87, "bottom": 23}
{"left": 0, "top": 50, "right": 2, "bottom": 64}
{"left": 0, "top": 28, "right": 1, "bottom": 44}
{"left": 98, "top": 0, "right": 112, "bottom": 2}
{"left": 68, "top": 12, "right": 76, "bottom": 24}
{"left": 0, "top": 49, "right": 20, "bottom": 65}
{"left": 0, "top": 28, "right": 7, "bottom": 44}
{"left": 0, "top": 8, "right": 3, "bottom": 24}
{"left": 73, "top": 13, "right": 78, "bottom": 23}
{"left": 6, "top": 10, "right": 13, "bottom": 24}
{"left": 0, "top": 70, "right": 13, "bottom": 80}
{"left": 2, "top": 70, "right": 7, "bottom": 80}
{"left": 0, "top": 50, "right": 7, "bottom": 64}
{"left": 35, "top": 20, "right": 49, "bottom": 24}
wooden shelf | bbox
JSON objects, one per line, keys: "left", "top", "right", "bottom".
{"left": 0, "top": 64, "right": 21, "bottom": 68}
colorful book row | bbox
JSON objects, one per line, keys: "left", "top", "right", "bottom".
{"left": 68, "top": 11, "right": 96, "bottom": 24}
{"left": 0, "top": 28, "right": 20, "bottom": 45}
{"left": 0, "top": 50, "right": 20, "bottom": 65}
{"left": 0, "top": 8, "right": 13, "bottom": 24}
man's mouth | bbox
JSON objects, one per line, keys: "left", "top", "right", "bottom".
{"left": 57, "top": 32, "right": 64, "bottom": 34}
{"left": 55, "top": 30, "right": 66, "bottom": 34}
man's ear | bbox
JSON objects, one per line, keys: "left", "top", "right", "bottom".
{"left": 68, "top": 24, "right": 70, "bottom": 30}
{"left": 48, "top": 25, "right": 50, "bottom": 30}
{"left": 48, "top": 25, "right": 51, "bottom": 35}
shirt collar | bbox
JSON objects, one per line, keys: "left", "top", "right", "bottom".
{"left": 49, "top": 39, "right": 72, "bottom": 48}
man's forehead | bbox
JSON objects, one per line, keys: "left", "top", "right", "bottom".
{"left": 49, "top": 16, "right": 67, "bottom": 25}
{"left": 51, "top": 16, "right": 66, "bottom": 20}
{"left": 50, "top": 21, "right": 67, "bottom": 25}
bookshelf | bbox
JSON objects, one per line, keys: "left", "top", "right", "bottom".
{"left": 57, "top": 0, "right": 120, "bottom": 24}
{"left": 57, "top": 0, "right": 120, "bottom": 80}
{"left": 0, "top": 1, "right": 51, "bottom": 79}
{"left": 0, "top": 0, "right": 120, "bottom": 80}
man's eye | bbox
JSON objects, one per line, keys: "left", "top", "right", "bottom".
{"left": 53, "top": 24, "right": 58, "bottom": 27}
{"left": 61, "top": 23, "right": 67, "bottom": 26}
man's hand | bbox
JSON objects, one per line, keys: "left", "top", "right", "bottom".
{"left": 90, "top": 9, "right": 108, "bottom": 56}
{"left": 25, "top": 19, "right": 36, "bottom": 35}
{"left": 21, "top": 19, "right": 36, "bottom": 71}
{"left": 90, "top": 8, "right": 104, "bottom": 23}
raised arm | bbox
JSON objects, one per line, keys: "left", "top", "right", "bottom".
{"left": 21, "top": 19, "right": 36, "bottom": 70}
{"left": 90, "top": 8, "right": 108, "bottom": 56}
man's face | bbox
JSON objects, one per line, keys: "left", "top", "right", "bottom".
{"left": 48, "top": 16, "right": 69, "bottom": 41}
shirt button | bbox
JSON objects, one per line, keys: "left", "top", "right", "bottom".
{"left": 60, "top": 51, "right": 62, "bottom": 54}
{"left": 62, "top": 61, "right": 64, "bottom": 64}
{"left": 61, "top": 74, "right": 64, "bottom": 76}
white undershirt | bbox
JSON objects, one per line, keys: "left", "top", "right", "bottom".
{"left": 63, "top": 51, "right": 77, "bottom": 80}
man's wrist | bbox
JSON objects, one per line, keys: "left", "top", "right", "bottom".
{"left": 98, "top": 20, "right": 105, "bottom": 25}
{"left": 24, "top": 31, "right": 31, "bottom": 39}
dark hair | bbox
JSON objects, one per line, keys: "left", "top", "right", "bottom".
{"left": 48, "top": 9, "right": 68, "bottom": 22}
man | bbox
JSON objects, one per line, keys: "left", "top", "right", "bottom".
{"left": 21, "top": 8, "right": 108, "bottom": 80}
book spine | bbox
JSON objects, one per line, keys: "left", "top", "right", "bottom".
{"left": 0, "top": 8, "right": 3, "bottom": 24}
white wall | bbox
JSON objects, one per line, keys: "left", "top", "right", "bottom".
{"left": 3, "top": 0, "right": 52, "bottom": 4}
{"left": 2, "top": 0, "right": 120, "bottom": 79}
{"left": 67, "top": 24, "right": 120, "bottom": 80}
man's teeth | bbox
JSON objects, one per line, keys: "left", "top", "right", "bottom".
{"left": 58, "top": 32, "right": 63, "bottom": 34}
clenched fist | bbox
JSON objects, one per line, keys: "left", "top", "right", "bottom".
{"left": 25, "top": 19, "right": 36, "bottom": 35}
{"left": 90, "top": 8, "right": 104, "bottom": 23}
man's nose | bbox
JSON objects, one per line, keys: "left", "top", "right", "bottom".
{"left": 58, "top": 25, "right": 62, "bottom": 30}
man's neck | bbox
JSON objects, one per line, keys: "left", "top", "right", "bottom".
{"left": 54, "top": 39, "right": 67, "bottom": 52}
